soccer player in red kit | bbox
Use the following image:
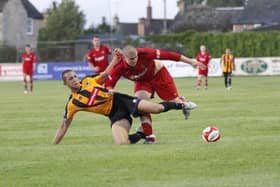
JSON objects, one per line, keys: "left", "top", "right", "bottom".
{"left": 196, "top": 45, "right": 211, "bottom": 90}
{"left": 105, "top": 45, "right": 205, "bottom": 143}
{"left": 22, "top": 44, "right": 36, "bottom": 94}
{"left": 87, "top": 37, "right": 112, "bottom": 74}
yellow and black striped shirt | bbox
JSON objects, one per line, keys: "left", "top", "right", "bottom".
{"left": 64, "top": 75, "right": 113, "bottom": 120}
{"left": 221, "top": 54, "right": 235, "bottom": 73}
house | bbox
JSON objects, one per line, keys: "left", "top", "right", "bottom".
{"left": 170, "top": 0, "right": 243, "bottom": 32}
{"left": 112, "top": 0, "right": 172, "bottom": 37}
{"left": 232, "top": 0, "right": 280, "bottom": 32}
{"left": 0, "top": 0, "right": 43, "bottom": 48}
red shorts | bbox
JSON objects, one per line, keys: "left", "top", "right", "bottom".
{"left": 198, "top": 68, "right": 208, "bottom": 76}
{"left": 134, "top": 67, "right": 179, "bottom": 101}
{"left": 23, "top": 64, "right": 33, "bottom": 76}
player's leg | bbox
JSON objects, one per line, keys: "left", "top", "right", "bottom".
{"left": 197, "top": 74, "right": 202, "bottom": 90}
{"left": 135, "top": 89, "right": 155, "bottom": 143}
{"left": 23, "top": 74, "right": 28, "bottom": 94}
{"left": 111, "top": 119, "right": 131, "bottom": 145}
{"left": 154, "top": 67, "right": 197, "bottom": 120}
{"left": 137, "top": 99, "right": 196, "bottom": 116}
{"left": 204, "top": 75, "right": 208, "bottom": 90}
{"left": 29, "top": 74, "right": 33, "bottom": 93}
{"left": 223, "top": 72, "right": 228, "bottom": 88}
{"left": 228, "top": 72, "right": 232, "bottom": 89}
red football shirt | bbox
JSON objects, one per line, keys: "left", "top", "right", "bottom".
{"left": 105, "top": 48, "right": 181, "bottom": 88}
{"left": 196, "top": 52, "right": 211, "bottom": 74}
{"left": 22, "top": 52, "right": 36, "bottom": 67}
{"left": 22, "top": 52, "right": 36, "bottom": 75}
{"left": 87, "top": 45, "right": 111, "bottom": 74}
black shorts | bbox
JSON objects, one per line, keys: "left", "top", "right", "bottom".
{"left": 108, "top": 92, "right": 141, "bottom": 127}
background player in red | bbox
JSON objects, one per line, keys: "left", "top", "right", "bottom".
{"left": 196, "top": 45, "right": 212, "bottom": 90}
{"left": 105, "top": 45, "right": 205, "bottom": 143}
{"left": 22, "top": 44, "right": 36, "bottom": 94}
{"left": 87, "top": 37, "right": 112, "bottom": 74}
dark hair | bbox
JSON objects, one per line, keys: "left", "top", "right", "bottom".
{"left": 26, "top": 44, "right": 31, "bottom": 48}
{"left": 61, "top": 69, "right": 73, "bottom": 81}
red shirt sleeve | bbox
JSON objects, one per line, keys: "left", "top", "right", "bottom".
{"left": 87, "top": 50, "right": 94, "bottom": 64}
{"left": 138, "top": 48, "right": 181, "bottom": 61}
{"left": 208, "top": 53, "right": 212, "bottom": 61}
{"left": 104, "top": 45, "right": 112, "bottom": 55}
{"left": 32, "top": 53, "right": 36, "bottom": 64}
{"left": 196, "top": 53, "right": 200, "bottom": 61}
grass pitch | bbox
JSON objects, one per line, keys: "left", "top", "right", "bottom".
{"left": 0, "top": 76, "right": 279, "bottom": 187}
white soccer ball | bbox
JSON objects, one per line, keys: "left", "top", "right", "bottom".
{"left": 202, "top": 126, "right": 221, "bottom": 142}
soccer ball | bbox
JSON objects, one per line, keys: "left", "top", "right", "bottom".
{"left": 202, "top": 126, "right": 221, "bottom": 142}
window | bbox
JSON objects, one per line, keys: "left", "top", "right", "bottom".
{"left": 26, "top": 18, "right": 33, "bottom": 35}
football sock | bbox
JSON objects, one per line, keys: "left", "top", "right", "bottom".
{"left": 205, "top": 77, "right": 208, "bottom": 87}
{"left": 24, "top": 78, "right": 28, "bottom": 90}
{"left": 159, "top": 101, "right": 183, "bottom": 112}
{"left": 30, "top": 79, "right": 33, "bottom": 92}
{"left": 224, "top": 77, "right": 228, "bottom": 87}
{"left": 142, "top": 122, "right": 153, "bottom": 136}
{"left": 197, "top": 79, "right": 202, "bottom": 87}
{"left": 129, "top": 132, "right": 145, "bottom": 144}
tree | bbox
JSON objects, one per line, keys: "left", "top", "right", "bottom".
{"left": 84, "top": 16, "right": 111, "bottom": 35}
{"left": 38, "top": 0, "right": 85, "bottom": 41}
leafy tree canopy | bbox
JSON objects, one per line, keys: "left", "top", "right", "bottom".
{"left": 38, "top": 0, "right": 85, "bottom": 41}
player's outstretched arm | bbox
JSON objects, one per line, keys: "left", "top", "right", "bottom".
{"left": 52, "top": 118, "right": 72, "bottom": 145}
{"left": 180, "top": 55, "right": 206, "bottom": 69}
{"left": 99, "top": 51, "right": 121, "bottom": 84}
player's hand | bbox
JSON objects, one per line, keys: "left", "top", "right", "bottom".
{"left": 99, "top": 71, "right": 108, "bottom": 79}
{"left": 107, "top": 88, "right": 115, "bottom": 96}
{"left": 191, "top": 60, "right": 206, "bottom": 69}
{"left": 113, "top": 48, "right": 123, "bottom": 58}
{"left": 196, "top": 61, "right": 206, "bottom": 70}
{"left": 93, "top": 66, "right": 100, "bottom": 72}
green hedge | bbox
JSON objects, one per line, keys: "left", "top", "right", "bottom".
{"left": 145, "top": 31, "right": 280, "bottom": 58}
{"left": 0, "top": 46, "right": 17, "bottom": 63}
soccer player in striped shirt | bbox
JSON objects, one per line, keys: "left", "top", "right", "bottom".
{"left": 52, "top": 69, "right": 196, "bottom": 145}
{"left": 220, "top": 48, "right": 235, "bottom": 90}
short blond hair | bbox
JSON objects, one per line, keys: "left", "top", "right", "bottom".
{"left": 123, "top": 45, "right": 137, "bottom": 57}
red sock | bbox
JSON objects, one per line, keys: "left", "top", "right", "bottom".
{"left": 141, "top": 114, "right": 153, "bottom": 136}
{"left": 197, "top": 79, "right": 202, "bottom": 87}
{"left": 24, "top": 78, "right": 27, "bottom": 90}
{"left": 142, "top": 122, "right": 153, "bottom": 136}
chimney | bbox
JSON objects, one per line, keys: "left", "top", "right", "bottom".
{"left": 178, "top": 0, "right": 187, "bottom": 14}
{"left": 138, "top": 18, "right": 145, "bottom": 37}
{"left": 112, "top": 14, "right": 119, "bottom": 30}
{"left": 147, "top": 0, "right": 152, "bottom": 21}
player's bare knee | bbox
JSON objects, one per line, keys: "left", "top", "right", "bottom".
{"left": 154, "top": 105, "right": 164, "bottom": 113}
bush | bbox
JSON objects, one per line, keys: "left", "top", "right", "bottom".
{"left": 145, "top": 31, "right": 280, "bottom": 57}
{"left": 0, "top": 46, "right": 17, "bottom": 63}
